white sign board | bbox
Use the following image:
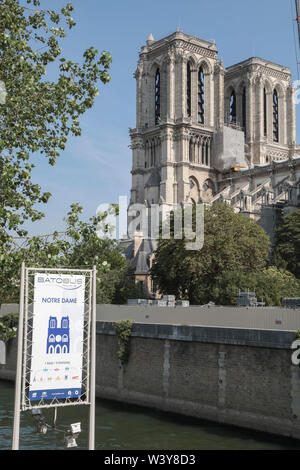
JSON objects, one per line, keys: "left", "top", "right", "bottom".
{"left": 29, "top": 273, "right": 86, "bottom": 402}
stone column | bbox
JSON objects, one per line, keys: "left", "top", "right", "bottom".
{"left": 287, "top": 84, "right": 296, "bottom": 148}
{"left": 181, "top": 56, "right": 188, "bottom": 120}
{"left": 208, "top": 70, "right": 214, "bottom": 127}
{"left": 160, "top": 130, "right": 175, "bottom": 206}
{"left": 166, "top": 48, "right": 175, "bottom": 123}
{"left": 197, "top": 138, "right": 201, "bottom": 163}
{"left": 246, "top": 76, "right": 255, "bottom": 164}
{"left": 279, "top": 87, "right": 287, "bottom": 145}
{"left": 207, "top": 138, "right": 211, "bottom": 167}
{"left": 134, "top": 62, "right": 143, "bottom": 130}
{"left": 256, "top": 77, "right": 264, "bottom": 141}
{"left": 174, "top": 50, "right": 184, "bottom": 121}
{"left": 214, "top": 59, "right": 225, "bottom": 129}
{"left": 255, "top": 76, "right": 264, "bottom": 164}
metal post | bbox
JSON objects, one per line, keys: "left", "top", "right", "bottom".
{"left": 88, "top": 266, "right": 97, "bottom": 450}
{"left": 12, "top": 262, "right": 25, "bottom": 450}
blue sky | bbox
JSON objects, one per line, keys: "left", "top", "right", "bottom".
{"left": 24, "top": 0, "right": 300, "bottom": 235}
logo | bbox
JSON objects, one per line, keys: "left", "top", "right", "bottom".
{"left": 37, "top": 276, "right": 83, "bottom": 290}
{"left": 96, "top": 196, "right": 205, "bottom": 251}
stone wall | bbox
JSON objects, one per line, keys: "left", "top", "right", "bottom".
{"left": 95, "top": 322, "right": 300, "bottom": 439}
{"left": 4, "top": 303, "right": 300, "bottom": 330}
{"left": 1, "top": 321, "right": 300, "bottom": 440}
{"left": 96, "top": 304, "right": 300, "bottom": 331}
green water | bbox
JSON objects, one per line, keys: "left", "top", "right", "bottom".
{"left": 0, "top": 380, "right": 299, "bottom": 450}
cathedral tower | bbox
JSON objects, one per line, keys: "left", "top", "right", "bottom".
{"left": 129, "top": 31, "right": 224, "bottom": 208}
{"left": 129, "top": 31, "right": 297, "bottom": 210}
{"left": 127, "top": 31, "right": 300, "bottom": 297}
{"left": 224, "top": 57, "right": 296, "bottom": 165}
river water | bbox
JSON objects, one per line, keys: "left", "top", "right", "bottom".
{"left": 0, "top": 380, "right": 299, "bottom": 450}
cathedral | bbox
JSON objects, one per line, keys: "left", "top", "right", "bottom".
{"left": 126, "top": 31, "right": 300, "bottom": 295}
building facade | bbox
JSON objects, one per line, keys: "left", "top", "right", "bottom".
{"left": 127, "top": 31, "right": 300, "bottom": 295}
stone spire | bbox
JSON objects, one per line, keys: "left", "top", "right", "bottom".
{"left": 146, "top": 32, "right": 155, "bottom": 45}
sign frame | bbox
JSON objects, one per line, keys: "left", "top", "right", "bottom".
{"left": 12, "top": 263, "right": 97, "bottom": 450}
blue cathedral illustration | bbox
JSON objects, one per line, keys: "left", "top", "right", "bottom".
{"left": 46, "top": 316, "right": 70, "bottom": 354}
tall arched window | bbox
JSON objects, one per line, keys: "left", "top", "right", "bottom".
{"left": 229, "top": 90, "right": 237, "bottom": 124}
{"left": 198, "top": 67, "right": 205, "bottom": 124}
{"left": 155, "top": 68, "right": 160, "bottom": 125}
{"left": 273, "top": 89, "right": 279, "bottom": 142}
{"left": 242, "top": 87, "right": 246, "bottom": 132}
{"left": 263, "top": 88, "right": 267, "bottom": 137}
{"left": 187, "top": 62, "right": 191, "bottom": 117}
{"left": 150, "top": 141, "right": 155, "bottom": 166}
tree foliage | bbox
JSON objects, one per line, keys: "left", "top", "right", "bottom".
{"left": 0, "top": 204, "right": 138, "bottom": 304}
{"left": 0, "top": 0, "right": 112, "bottom": 237}
{"left": 150, "top": 203, "right": 272, "bottom": 305}
{"left": 202, "top": 266, "right": 300, "bottom": 306}
{"left": 272, "top": 209, "right": 300, "bottom": 279}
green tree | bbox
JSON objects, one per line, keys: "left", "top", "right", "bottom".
{"left": 202, "top": 266, "right": 300, "bottom": 306}
{"left": 0, "top": 0, "right": 112, "bottom": 239}
{"left": 150, "top": 202, "right": 271, "bottom": 305}
{"left": 0, "top": 204, "right": 138, "bottom": 304}
{"left": 272, "top": 209, "right": 300, "bottom": 279}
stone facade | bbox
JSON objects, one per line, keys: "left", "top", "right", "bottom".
{"left": 127, "top": 31, "right": 300, "bottom": 294}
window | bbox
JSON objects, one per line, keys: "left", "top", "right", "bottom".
{"left": 151, "top": 142, "right": 156, "bottom": 167}
{"left": 264, "top": 88, "right": 267, "bottom": 137}
{"left": 198, "top": 67, "right": 205, "bottom": 124}
{"left": 273, "top": 89, "right": 279, "bottom": 142}
{"left": 187, "top": 62, "right": 191, "bottom": 117}
{"left": 242, "top": 87, "right": 246, "bottom": 132}
{"left": 229, "top": 90, "right": 237, "bottom": 124}
{"left": 155, "top": 68, "right": 160, "bottom": 125}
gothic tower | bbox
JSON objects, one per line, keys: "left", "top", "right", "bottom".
{"left": 224, "top": 57, "right": 296, "bottom": 165}
{"left": 129, "top": 31, "right": 297, "bottom": 211}
{"left": 129, "top": 31, "right": 224, "bottom": 209}
{"left": 127, "top": 31, "right": 299, "bottom": 296}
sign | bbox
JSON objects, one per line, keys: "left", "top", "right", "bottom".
{"left": 29, "top": 273, "right": 86, "bottom": 401}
